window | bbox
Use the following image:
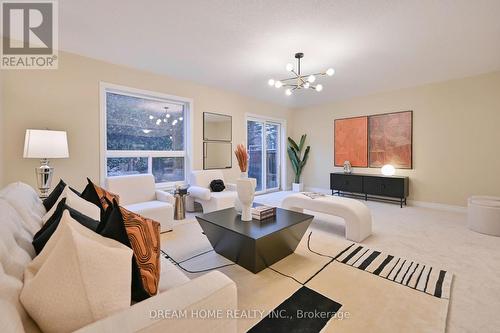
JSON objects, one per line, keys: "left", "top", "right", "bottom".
{"left": 247, "top": 117, "right": 283, "bottom": 193}
{"left": 101, "top": 84, "right": 191, "bottom": 187}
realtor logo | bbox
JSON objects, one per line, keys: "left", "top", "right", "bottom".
{"left": 1, "top": 0, "right": 58, "bottom": 69}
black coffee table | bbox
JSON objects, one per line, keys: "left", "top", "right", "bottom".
{"left": 196, "top": 207, "right": 313, "bottom": 273}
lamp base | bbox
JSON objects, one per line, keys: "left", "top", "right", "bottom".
{"left": 35, "top": 159, "right": 53, "bottom": 198}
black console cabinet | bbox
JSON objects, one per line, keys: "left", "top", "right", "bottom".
{"left": 330, "top": 173, "right": 409, "bottom": 207}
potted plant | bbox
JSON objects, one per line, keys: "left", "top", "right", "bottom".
{"left": 287, "top": 134, "right": 310, "bottom": 192}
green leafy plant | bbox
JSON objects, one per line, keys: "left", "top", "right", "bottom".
{"left": 287, "top": 134, "right": 311, "bottom": 183}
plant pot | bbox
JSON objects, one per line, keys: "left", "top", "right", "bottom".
{"left": 236, "top": 177, "right": 256, "bottom": 221}
{"left": 292, "top": 183, "right": 304, "bottom": 192}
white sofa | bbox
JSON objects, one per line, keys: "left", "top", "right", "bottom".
{"left": 0, "top": 182, "right": 237, "bottom": 333}
{"left": 105, "top": 174, "right": 174, "bottom": 232}
{"left": 187, "top": 170, "right": 237, "bottom": 213}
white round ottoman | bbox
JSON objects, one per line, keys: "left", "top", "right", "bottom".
{"left": 468, "top": 196, "right": 500, "bottom": 236}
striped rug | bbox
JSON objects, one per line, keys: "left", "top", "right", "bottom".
{"left": 335, "top": 244, "right": 453, "bottom": 299}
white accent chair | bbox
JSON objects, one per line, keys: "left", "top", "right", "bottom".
{"left": 105, "top": 174, "right": 174, "bottom": 232}
{"left": 468, "top": 196, "right": 500, "bottom": 236}
{"left": 187, "top": 170, "right": 237, "bottom": 213}
{"left": 282, "top": 193, "right": 373, "bottom": 242}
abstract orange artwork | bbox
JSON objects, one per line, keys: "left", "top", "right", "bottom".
{"left": 334, "top": 116, "right": 368, "bottom": 167}
{"left": 368, "top": 111, "right": 412, "bottom": 168}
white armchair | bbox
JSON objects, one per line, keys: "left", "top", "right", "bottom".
{"left": 187, "top": 170, "right": 237, "bottom": 213}
{"left": 105, "top": 174, "right": 174, "bottom": 232}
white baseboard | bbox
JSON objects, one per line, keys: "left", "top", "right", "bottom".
{"left": 407, "top": 200, "right": 467, "bottom": 213}
{"left": 304, "top": 186, "right": 467, "bottom": 213}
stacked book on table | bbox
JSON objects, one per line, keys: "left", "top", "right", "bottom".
{"left": 251, "top": 205, "right": 276, "bottom": 220}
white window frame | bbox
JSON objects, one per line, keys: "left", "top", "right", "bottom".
{"left": 245, "top": 113, "right": 287, "bottom": 193}
{"left": 99, "top": 82, "right": 193, "bottom": 189}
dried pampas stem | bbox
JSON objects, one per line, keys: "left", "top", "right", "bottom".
{"left": 234, "top": 143, "right": 249, "bottom": 172}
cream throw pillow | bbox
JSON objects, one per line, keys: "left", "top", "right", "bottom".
{"left": 21, "top": 210, "right": 132, "bottom": 333}
{"left": 41, "top": 186, "right": 100, "bottom": 224}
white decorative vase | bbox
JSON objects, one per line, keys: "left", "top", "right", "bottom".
{"left": 292, "top": 182, "right": 304, "bottom": 192}
{"left": 236, "top": 177, "right": 256, "bottom": 221}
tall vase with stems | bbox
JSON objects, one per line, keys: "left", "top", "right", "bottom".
{"left": 234, "top": 144, "right": 255, "bottom": 221}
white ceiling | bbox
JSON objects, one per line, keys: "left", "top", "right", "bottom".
{"left": 59, "top": 0, "right": 500, "bottom": 108}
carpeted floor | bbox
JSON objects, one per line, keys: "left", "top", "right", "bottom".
{"left": 161, "top": 191, "right": 500, "bottom": 332}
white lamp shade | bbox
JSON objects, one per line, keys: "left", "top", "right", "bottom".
{"left": 23, "top": 129, "right": 69, "bottom": 159}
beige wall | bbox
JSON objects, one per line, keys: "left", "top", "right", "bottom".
{"left": 3, "top": 51, "right": 499, "bottom": 206}
{"left": 1, "top": 51, "right": 292, "bottom": 191}
{"left": 292, "top": 71, "right": 500, "bottom": 206}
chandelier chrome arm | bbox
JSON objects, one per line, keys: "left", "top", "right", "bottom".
{"left": 268, "top": 52, "right": 334, "bottom": 95}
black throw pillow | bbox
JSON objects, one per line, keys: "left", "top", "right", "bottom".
{"left": 96, "top": 197, "right": 114, "bottom": 233}
{"left": 81, "top": 178, "right": 116, "bottom": 221}
{"left": 42, "top": 179, "right": 66, "bottom": 211}
{"left": 32, "top": 199, "right": 99, "bottom": 255}
{"left": 81, "top": 178, "right": 103, "bottom": 210}
{"left": 210, "top": 179, "right": 225, "bottom": 192}
{"left": 98, "top": 200, "right": 150, "bottom": 302}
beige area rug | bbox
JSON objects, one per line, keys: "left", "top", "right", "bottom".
{"left": 161, "top": 217, "right": 452, "bottom": 332}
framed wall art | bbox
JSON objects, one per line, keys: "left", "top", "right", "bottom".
{"left": 368, "top": 111, "right": 413, "bottom": 169}
{"left": 334, "top": 116, "right": 368, "bottom": 167}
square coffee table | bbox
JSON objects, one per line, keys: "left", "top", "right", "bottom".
{"left": 196, "top": 207, "right": 313, "bottom": 273}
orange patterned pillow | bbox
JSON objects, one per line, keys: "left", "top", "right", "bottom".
{"left": 93, "top": 183, "right": 119, "bottom": 210}
{"left": 119, "top": 206, "right": 160, "bottom": 296}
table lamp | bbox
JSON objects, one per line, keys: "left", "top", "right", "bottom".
{"left": 23, "top": 129, "right": 69, "bottom": 198}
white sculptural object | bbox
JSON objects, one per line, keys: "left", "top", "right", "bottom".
{"left": 236, "top": 178, "right": 256, "bottom": 221}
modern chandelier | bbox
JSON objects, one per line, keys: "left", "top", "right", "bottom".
{"left": 268, "top": 52, "right": 335, "bottom": 96}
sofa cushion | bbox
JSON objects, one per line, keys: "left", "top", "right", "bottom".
{"left": 0, "top": 198, "right": 40, "bottom": 333}
{"left": 159, "top": 256, "right": 189, "bottom": 292}
{"left": 210, "top": 191, "right": 238, "bottom": 204}
{"left": 20, "top": 211, "right": 132, "bottom": 333}
{"left": 42, "top": 179, "right": 66, "bottom": 211}
{"left": 190, "top": 170, "right": 225, "bottom": 189}
{"left": 33, "top": 199, "right": 100, "bottom": 254}
{"left": 0, "top": 272, "right": 40, "bottom": 333}
{"left": 105, "top": 174, "right": 156, "bottom": 206}
{"left": 0, "top": 299, "right": 26, "bottom": 333}
{"left": 124, "top": 200, "right": 171, "bottom": 212}
{"left": 124, "top": 200, "right": 173, "bottom": 233}
{"left": 42, "top": 185, "right": 100, "bottom": 224}
{"left": 99, "top": 201, "right": 160, "bottom": 302}
{"left": 0, "top": 182, "right": 45, "bottom": 235}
